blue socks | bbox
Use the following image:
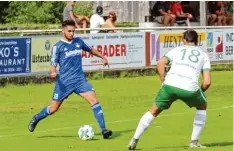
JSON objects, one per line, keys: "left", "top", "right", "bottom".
{"left": 92, "top": 102, "right": 106, "bottom": 131}
{"left": 34, "top": 103, "right": 106, "bottom": 132}
{"left": 35, "top": 106, "right": 50, "bottom": 121}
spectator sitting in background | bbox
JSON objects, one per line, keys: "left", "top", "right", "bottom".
{"left": 210, "top": 1, "right": 227, "bottom": 26}
{"left": 152, "top": 1, "right": 176, "bottom": 26}
{"left": 219, "top": 1, "right": 228, "bottom": 26}
{"left": 224, "top": 1, "right": 233, "bottom": 25}
{"left": 90, "top": 6, "right": 105, "bottom": 34}
{"left": 170, "top": 1, "right": 193, "bottom": 26}
{"left": 227, "top": 1, "right": 233, "bottom": 25}
{"left": 207, "top": 1, "right": 218, "bottom": 25}
{"left": 181, "top": 1, "right": 197, "bottom": 21}
{"left": 63, "top": 1, "right": 89, "bottom": 33}
{"left": 101, "top": 11, "right": 120, "bottom": 33}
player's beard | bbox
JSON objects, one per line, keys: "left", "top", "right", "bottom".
{"left": 65, "top": 34, "right": 73, "bottom": 42}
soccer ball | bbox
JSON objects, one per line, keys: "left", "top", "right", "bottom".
{"left": 78, "top": 125, "right": 95, "bottom": 140}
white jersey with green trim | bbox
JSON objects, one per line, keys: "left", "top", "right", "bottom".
{"left": 163, "top": 45, "right": 211, "bottom": 91}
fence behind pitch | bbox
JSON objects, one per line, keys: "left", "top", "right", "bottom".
{"left": 0, "top": 26, "right": 233, "bottom": 77}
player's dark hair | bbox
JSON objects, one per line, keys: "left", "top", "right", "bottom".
{"left": 183, "top": 29, "right": 198, "bottom": 45}
{"left": 62, "top": 20, "right": 76, "bottom": 28}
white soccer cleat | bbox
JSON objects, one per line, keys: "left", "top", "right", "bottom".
{"left": 189, "top": 141, "right": 207, "bottom": 148}
{"left": 128, "top": 138, "right": 139, "bottom": 150}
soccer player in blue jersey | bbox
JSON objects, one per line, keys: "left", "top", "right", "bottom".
{"left": 28, "top": 20, "right": 112, "bottom": 139}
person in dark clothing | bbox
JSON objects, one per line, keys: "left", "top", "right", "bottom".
{"left": 152, "top": 1, "right": 176, "bottom": 26}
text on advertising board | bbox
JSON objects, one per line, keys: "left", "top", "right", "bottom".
{"left": 0, "top": 38, "right": 31, "bottom": 74}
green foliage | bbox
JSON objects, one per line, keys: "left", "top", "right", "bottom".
{"left": 0, "top": 1, "right": 9, "bottom": 23}
{"left": 3, "top": 1, "right": 93, "bottom": 24}
{"left": 73, "top": 2, "right": 93, "bottom": 17}
{"left": 51, "top": 1, "right": 66, "bottom": 23}
{"left": 88, "top": 72, "right": 102, "bottom": 80}
{"left": 4, "top": 1, "right": 65, "bottom": 24}
{"left": 116, "top": 22, "right": 138, "bottom": 27}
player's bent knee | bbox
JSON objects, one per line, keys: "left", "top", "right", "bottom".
{"left": 197, "top": 103, "right": 207, "bottom": 110}
{"left": 150, "top": 104, "right": 162, "bottom": 117}
{"left": 80, "top": 91, "right": 98, "bottom": 105}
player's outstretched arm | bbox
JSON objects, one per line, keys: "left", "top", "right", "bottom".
{"left": 90, "top": 48, "right": 109, "bottom": 67}
{"left": 157, "top": 57, "right": 169, "bottom": 83}
{"left": 201, "top": 71, "right": 211, "bottom": 92}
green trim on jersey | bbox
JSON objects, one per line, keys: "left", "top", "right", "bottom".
{"left": 163, "top": 56, "right": 171, "bottom": 64}
{"left": 202, "top": 68, "right": 210, "bottom": 71}
{"left": 155, "top": 84, "right": 207, "bottom": 110}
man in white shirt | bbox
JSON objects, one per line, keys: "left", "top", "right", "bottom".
{"left": 128, "top": 30, "right": 211, "bottom": 150}
{"left": 90, "top": 6, "right": 105, "bottom": 34}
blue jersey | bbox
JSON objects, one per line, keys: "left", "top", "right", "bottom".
{"left": 51, "top": 37, "right": 91, "bottom": 84}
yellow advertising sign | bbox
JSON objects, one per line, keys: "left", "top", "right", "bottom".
{"left": 31, "top": 36, "right": 61, "bottom": 72}
{"left": 159, "top": 32, "right": 206, "bottom": 48}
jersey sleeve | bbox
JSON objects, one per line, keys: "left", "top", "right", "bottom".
{"left": 202, "top": 54, "right": 211, "bottom": 71}
{"left": 51, "top": 45, "right": 59, "bottom": 66}
{"left": 80, "top": 39, "right": 92, "bottom": 52}
{"left": 163, "top": 48, "right": 176, "bottom": 64}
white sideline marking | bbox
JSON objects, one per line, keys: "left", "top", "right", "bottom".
{"left": 0, "top": 105, "right": 232, "bottom": 139}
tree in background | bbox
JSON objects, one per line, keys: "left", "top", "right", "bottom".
{"left": 0, "top": 1, "right": 9, "bottom": 23}
{"left": 73, "top": 1, "right": 93, "bottom": 18}
{"left": 4, "top": 1, "right": 65, "bottom": 24}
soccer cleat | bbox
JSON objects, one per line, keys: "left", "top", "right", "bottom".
{"left": 128, "top": 138, "right": 139, "bottom": 150}
{"left": 28, "top": 115, "right": 39, "bottom": 132}
{"left": 102, "top": 129, "right": 112, "bottom": 139}
{"left": 189, "top": 141, "right": 206, "bottom": 148}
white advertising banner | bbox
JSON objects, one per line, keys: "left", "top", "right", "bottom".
{"left": 207, "top": 28, "right": 233, "bottom": 61}
{"left": 78, "top": 32, "right": 145, "bottom": 71}
{"left": 150, "top": 30, "right": 206, "bottom": 65}
{"left": 223, "top": 28, "right": 233, "bottom": 60}
{"left": 31, "top": 36, "right": 61, "bottom": 72}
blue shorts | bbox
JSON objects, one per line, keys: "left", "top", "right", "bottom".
{"left": 52, "top": 79, "right": 94, "bottom": 101}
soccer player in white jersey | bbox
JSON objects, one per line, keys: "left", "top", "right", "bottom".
{"left": 128, "top": 29, "right": 211, "bottom": 150}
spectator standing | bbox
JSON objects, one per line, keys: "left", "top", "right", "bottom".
{"left": 170, "top": 1, "right": 193, "bottom": 26}
{"left": 90, "top": 6, "right": 105, "bottom": 34}
{"left": 63, "top": 1, "right": 90, "bottom": 33}
{"left": 152, "top": 1, "right": 176, "bottom": 26}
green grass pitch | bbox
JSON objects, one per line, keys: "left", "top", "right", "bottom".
{"left": 0, "top": 71, "right": 232, "bottom": 151}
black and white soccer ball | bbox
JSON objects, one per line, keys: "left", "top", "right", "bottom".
{"left": 78, "top": 125, "right": 95, "bottom": 140}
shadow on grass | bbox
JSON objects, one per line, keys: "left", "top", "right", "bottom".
{"left": 37, "top": 128, "right": 135, "bottom": 140}
{"left": 96, "top": 128, "right": 135, "bottom": 139}
{"left": 142, "top": 141, "right": 233, "bottom": 150}
{"left": 38, "top": 135, "right": 77, "bottom": 138}
{"left": 38, "top": 135, "right": 99, "bottom": 141}
{"left": 203, "top": 142, "right": 233, "bottom": 147}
